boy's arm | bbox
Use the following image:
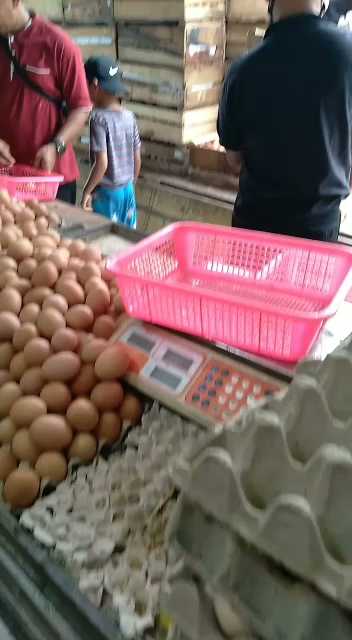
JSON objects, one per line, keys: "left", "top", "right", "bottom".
{"left": 134, "top": 148, "right": 142, "bottom": 181}
{"left": 82, "top": 151, "right": 108, "bottom": 210}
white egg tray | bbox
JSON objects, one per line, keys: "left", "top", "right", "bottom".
{"left": 166, "top": 343, "right": 352, "bottom": 624}
{"left": 19, "top": 404, "right": 207, "bottom": 639}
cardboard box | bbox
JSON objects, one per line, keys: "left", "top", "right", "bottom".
{"left": 30, "top": 0, "right": 64, "bottom": 21}
{"left": 63, "top": 0, "right": 113, "bottom": 23}
{"left": 115, "top": 0, "right": 226, "bottom": 22}
{"left": 226, "top": 21, "right": 265, "bottom": 60}
{"left": 227, "top": 0, "right": 267, "bottom": 23}
{"left": 64, "top": 25, "right": 117, "bottom": 60}
{"left": 118, "top": 20, "right": 225, "bottom": 69}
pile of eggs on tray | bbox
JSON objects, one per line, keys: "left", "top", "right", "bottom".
{"left": 0, "top": 191, "right": 142, "bottom": 510}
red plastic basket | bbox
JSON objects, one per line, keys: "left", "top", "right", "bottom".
{"left": 0, "top": 164, "right": 64, "bottom": 201}
{"left": 109, "top": 223, "right": 352, "bottom": 362}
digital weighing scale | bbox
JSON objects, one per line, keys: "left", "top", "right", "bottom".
{"left": 112, "top": 317, "right": 286, "bottom": 428}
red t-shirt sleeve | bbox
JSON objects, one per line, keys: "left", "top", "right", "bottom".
{"left": 56, "top": 37, "right": 91, "bottom": 111}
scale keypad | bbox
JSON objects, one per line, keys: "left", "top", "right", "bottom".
{"left": 186, "top": 359, "right": 280, "bottom": 424}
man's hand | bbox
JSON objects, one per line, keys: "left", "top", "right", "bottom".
{"left": 0, "top": 140, "right": 15, "bottom": 166}
{"left": 81, "top": 191, "right": 92, "bottom": 211}
{"left": 34, "top": 144, "right": 57, "bottom": 172}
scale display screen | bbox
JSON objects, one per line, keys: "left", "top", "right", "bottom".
{"left": 150, "top": 365, "right": 182, "bottom": 390}
{"left": 127, "top": 331, "right": 156, "bottom": 354}
{"left": 162, "top": 349, "right": 193, "bottom": 373}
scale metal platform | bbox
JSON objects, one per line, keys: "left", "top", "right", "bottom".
{"left": 112, "top": 317, "right": 285, "bottom": 428}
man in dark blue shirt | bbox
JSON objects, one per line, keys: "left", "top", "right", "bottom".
{"left": 218, "top": 0, "right": 352, "bottom": 241}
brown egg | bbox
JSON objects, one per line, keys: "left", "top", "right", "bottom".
{"left": 50, "top": 248, "right": 69, "bottom": 272}
{"left": 77, "top": 331, "right": 94, "bottom": 350}
{"left": 0, "top": 445, "right": 17, "bottom": 481}
{"left": 7, "top": 238, "right": 33, "bottom": 261}
{"left": 82, "top": 245, "right": 101, "bottom": 263}
{"left": 13, "top": 277, "right": 31, "bottom": 296}
{"left": 18, "top": 258, "right": 37, "bottom": 281}
{"left": 37, "top": 308, "right": 66, "bottom": 340}
{"left": 42, "top": 351, "right": 81, "bottom": 382}
{"left": 19, "top": 303, "right": 40, "bottom": 324}
{"left": 0, "top": 227, "right": 18, "bottom": 249}
{"left": 40, "top": 382, "right": 71, "bottom": 413}
{"left": 67, "top": 398, "right": 99, "bottom": 432}
{"left": 68, "top": 258, "right": 84, "bottom": 276}
{"left": 0, "top": 417, "right": 17, "bottom": 444}
{"left": 120, "top": 394, "right": 143, "bottom": 425}
{"left": 35, "top": 216, "right": 49, "bottom": 233}
{"left": 23, "top": 286, "right": 52, "bottom": 306}
{"left": 66, "top": 304, "right": 94, "bottom": 331}
{"left": 0, "top": 311, "right": 20, "bottom": 340}
{"left": 9, "top": 352, "right": 26, "bottom": 381}
{"left": 15, "top": 207, "right": 35, "bottom": 224}
{"left": 35, "top": 452, "right": 67, "bottom": 484}
{"left": 0, "top": 270, "right": 18, "bottom": 290}
{"left": 86, "top": 287, "right": 110, "bottom": 316}
{"left": 51, "top": 328, "right": 78, "bottom": 353}
{"left": 12, "top": 430, "right": 40, "bottom": 464}
{"left": 69, "top": 240, "right": 86, "bottom": 258}
{"left": 4, "top": 467, "right": 40, "bottom": 508}
{"left": 48, "top": 211, "right": 60, "bottom": 227}
{"left": 58, "top": 269, "right": 77, "bottom": 282}
{"left": 0, "top": 256, "right": 17, "bottom": 271}
{"left": 95, "top": 345, "right": 130, "bottom": 380}
{"left": 20, "top": 367, "right": 45, "bottom": 395}
{"left": 32, "top": 260, "right": 59, "bottom": 288}
{"left": 78, "top": 262, "right": 101, "bottom": 286}
{"left": 0, "top": 287, "right": 22, "bottom": 314}
{"left": 60, "top": 238, "right": 71, "bottom": 250}
{"left": 80, "top": 338, "right": 108, "bottom": 364}
{"left": 42, "top": 293, "right": 68, "bottom": 315}
{"left": 0, "top": 209, "right": 14, "bottom": 226}
{"left": 96, "top": 412, "right": 122, "bottom": 444}
{"left": 46, "top": 228, "right": 60, "bottom": 245}
{"left": 93, "top": 315, "right": 116, "bottom": 340}
{"left": 20, "top": 220, "right": 38, "bottom": 240}
{"left": 85, "top": 276, "right": 105, "bottom": 294}
{"left": 55, "top": 279, "right": 85, "bottom": 306}
{"left": 33, "top": 234, "right": 56, "bottom": 249}
{"left": 10, "top": 396, "right": 47, "bottom": 428}
{"left": 13, "top": 323, "right": 38, "bottom": 351}
{"left": 0, "top": 370, "right": 11, "bottom": 385}
{"left": 0, "top": 342, "right": 14, "bottom": 369}
{"left": 68, "top": 432, "right": 96, "bottom": 462}
{"left": 91, "top": 381, "right": 124, "bottom": 411}
{"left": 34, "top": 246, "right": 53, "bottom": 263}
{"left": 23, "top": 337, "right": 51, "bottom": 367}
{"left": 71, "top": 364, "right": 97, "bottom": 397}
{"left": 30, "top": 414, "right": 73, "bottom": 451}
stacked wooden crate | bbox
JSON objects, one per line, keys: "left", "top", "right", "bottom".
{"left": 115, "top": 0, "right": 226, "bottom": 147}
{"left": 226, "top": 0, "right": 267, "bottom": 65}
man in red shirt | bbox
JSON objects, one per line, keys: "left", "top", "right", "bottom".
{"left": 0, "top": 0, "right": 91, "bottom": 203}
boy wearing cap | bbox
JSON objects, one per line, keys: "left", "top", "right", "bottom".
{"left": 82, "top": 56, "right": 141, "bottom": 228}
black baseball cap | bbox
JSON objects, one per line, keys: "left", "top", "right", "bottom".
{"left": 84, "top": 56, "right": 128, "bottom": 97}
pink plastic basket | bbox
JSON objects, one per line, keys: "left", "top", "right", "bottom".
{"left": 0, "top": 164, "right": 64, "bottom": 201}
{"left": 109, "top": 223, "right": 352, "bottom": 362}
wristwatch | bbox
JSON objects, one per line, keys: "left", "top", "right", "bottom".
{"left": 53, "top": 138, "right": 67, "bottom": 156}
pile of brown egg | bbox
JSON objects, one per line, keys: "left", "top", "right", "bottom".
{"left": 0, "top": 191, "right": 142, "bottom": 510}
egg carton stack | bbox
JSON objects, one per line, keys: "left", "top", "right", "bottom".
{"left": 19, "top": 403, "right": 207, "bottom": 639}
{"left": 162, "top": 341, "right": 352, "bottom": 640}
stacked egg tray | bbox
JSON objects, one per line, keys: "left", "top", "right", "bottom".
{"left": 19, "top": 403, "right": 208, "bottom": 639}
{"left": 162, "top": 338, "right": 352, "bottom": 640}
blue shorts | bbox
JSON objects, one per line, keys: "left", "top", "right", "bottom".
{"left": 93, "top": 182, "right": 137, "bottom": 229}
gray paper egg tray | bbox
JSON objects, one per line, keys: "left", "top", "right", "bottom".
{"left": 165, "top": 343, "right": 352, "bottom": 633}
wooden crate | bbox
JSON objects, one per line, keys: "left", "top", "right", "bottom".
{"left": 63, "top": 0, "right": 114, "bottom": 23}
{"left": 141, "top": 141, "right": 190, "bottom": 175}
{"left": 123, "top": 62, "right": 223, "bottom": 109}
{"left": 65, "top": 25, "right": 117, "bottom": 61}
{"left": 226, "top": 21, "right": 265, "bottom": 60}
{"left": 30, "top": 0, "right": 64, "bottom": 21}
{"left": 247, "top": 26, "right": 265, "bottom": 50}
{"left": 227, "top": 0, "right": 267, "bottom": 23}
{"left": 129, "top": 102, "right": 218, "bottom": 145}
{"left": 115, "top": 0, "right": 226, "bottom": 22}
{"left": 118, "top": 21, "right": 225, "bottom": 68}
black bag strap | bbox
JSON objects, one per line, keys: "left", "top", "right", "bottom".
{"left": 0, "top": 35, "right": 67, "bottom": 114}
